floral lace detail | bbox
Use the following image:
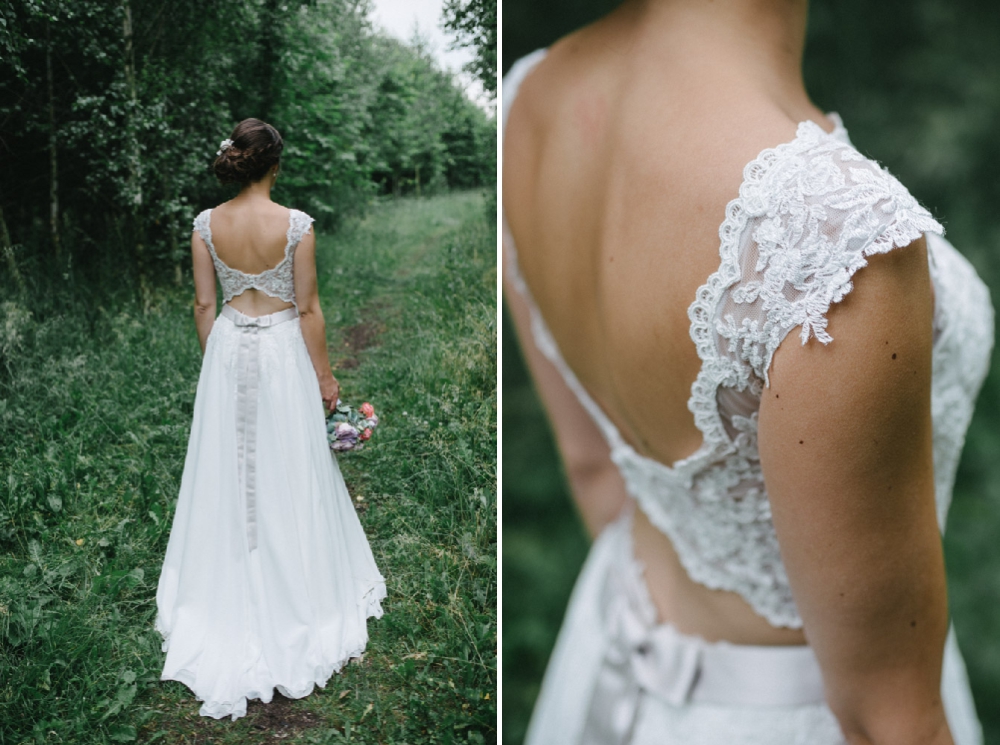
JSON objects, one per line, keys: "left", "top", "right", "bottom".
{"left": 193, "top": 208, "right": 314, "bottom": 306}
{"left": 670, "top": 121, "right": 957, "bottom": 626}
{"left": 502, "top": 50, "right": 994, "bottom": 629}
{"left": 701, "top": 125, "right": 946, "bottom": 386}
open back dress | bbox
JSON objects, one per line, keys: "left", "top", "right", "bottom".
{"left": 504, "top": 49, "right": 994, "bottom": 745}
{"left": 154, "top": 207, "right": 386, "bottom": 720}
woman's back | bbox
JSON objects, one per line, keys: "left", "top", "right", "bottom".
{"left": 504, "top": 3, "right": 837, "bottom": 644}
{"left": 504, "top": 2, "right": 832, "bottom": 471}
{"left": 197, "top": 200, "right": 304, "bottom": 317}
{"left": 505, "top": 3, "right": 994, "bottom": 741}
{"left": 211, "top": 201, "right": 293, "bottom": 274}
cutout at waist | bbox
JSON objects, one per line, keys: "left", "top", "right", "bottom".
{"left": 221, "top": 303, "right": 299, "bottom": 327}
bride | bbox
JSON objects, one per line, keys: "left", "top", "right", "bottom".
{"left": 154, "top": 118, "right": 386, "bottom": 720}
{"left": 503, "top": 1, "right": 993, "bottom": 743}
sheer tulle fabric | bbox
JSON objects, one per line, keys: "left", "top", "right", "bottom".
{"left": 155, "top": 311, "right": 386, "bottom": 720}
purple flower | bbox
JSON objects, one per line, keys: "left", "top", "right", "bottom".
{"left": 330, "top": 422, "right": 360, "bottom": 451}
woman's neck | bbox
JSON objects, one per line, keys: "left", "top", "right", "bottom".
{"left": 235, "top": 175, "right": 275, "bottom": 203}
{"left": 615, "top": 0, "right": 810, "bottom": 109}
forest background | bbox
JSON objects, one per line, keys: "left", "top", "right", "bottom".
{"left": 0, "top": 0, "right": 496, "bottom": 300}
{"left": 503, "top": 1, "right": 1000, "bottom": 744}
{"left": 0, "top": 0, "right": 497, "bottom": 743}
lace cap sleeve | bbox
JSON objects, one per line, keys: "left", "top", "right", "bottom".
{"left": 712, "top": 128, "right": 944, "bottom": 386}
{"left": 193, "top": 209, "right": 213, "bottom": 249}
{"left": 287, "top": 209, "right": 315, "bottom": 253}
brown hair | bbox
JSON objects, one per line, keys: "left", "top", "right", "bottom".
{"left": 212, "top": 118, "right": 284, "bottom": 185}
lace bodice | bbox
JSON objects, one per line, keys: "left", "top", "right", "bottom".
{"left": 503, "top": 50, "right": 995, "bottom": 628}
{"left": 193, "top": 208, "right": 315, "bottom": 306}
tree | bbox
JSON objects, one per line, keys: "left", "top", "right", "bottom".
{"left": 0, "top": 0, "right": 493, "bottom": 298}
{"left": 442, "top": 0, "right": 496, "bottom": 97}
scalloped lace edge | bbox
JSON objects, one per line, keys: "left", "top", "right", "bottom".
{"left": 766, "top": 207, "right": 945, "bottom": 381}
{"left": 632, "top": 488, "right": 804, "bottom": 628}
{"left": 669, "top": 123, "right": 945, "bottom": 628}
{"left": 192, "top": 208, "right": 314, "bottom": 305}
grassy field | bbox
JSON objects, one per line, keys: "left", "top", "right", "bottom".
{"left": 0, "top": 191, "right": 497, "bottom": 745}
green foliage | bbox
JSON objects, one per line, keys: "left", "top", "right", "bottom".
{"left": 312, "top": 191, "right": 497, "bottom": 744}
{"left": 274, "top": 1, "right": 380, "bottom": 224}
{"left": 0, "top": 292, "right": 202, "bottom": 742}
{"left": 0, "top": 0, "right": 494, "bottom": 296}
{"left": 365, "top": 34, "right": 494, "bottom": 199}
{"left": 442, "top": 0, "right": 497, "bottom": 96}
{"left": 0, "top": 191, "right": 496, "bottom": 744}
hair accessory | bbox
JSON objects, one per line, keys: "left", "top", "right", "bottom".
{"left": 216, "top": 139, "right": 234, "bottom": 156}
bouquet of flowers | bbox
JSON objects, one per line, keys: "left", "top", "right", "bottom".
{"left": 327, "top": 400, "right": 379, "bottom": 452}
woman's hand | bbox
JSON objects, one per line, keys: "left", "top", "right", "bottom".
{"left": 319, "top": 375, "right": 340, "bottom": 414}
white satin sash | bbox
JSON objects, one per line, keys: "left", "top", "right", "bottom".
{"left": 220, "top": 303, "right": 299, "bottom": 552}
{"left": 582, "top": 509, "right": 826, "bottom": 745}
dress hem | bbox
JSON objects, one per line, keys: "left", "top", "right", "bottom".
{"left": 154, "top": 578, "right": 387, "bottom": 721}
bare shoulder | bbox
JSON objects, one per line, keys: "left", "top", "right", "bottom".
{"left": 762, "top": 233, "right": 934, "bottom": 475}
{"left": 261, "top": 201, "right": 293, "bottom": 222}
{"left": 507, "top": 17, "right": 628, "bottom": 129}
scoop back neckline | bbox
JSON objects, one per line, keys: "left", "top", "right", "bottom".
{"left": 502, "top": 49, "right": 851, "bottom": 476}
{"left": 204, "top": 206, "right": 298, "bottom": 277}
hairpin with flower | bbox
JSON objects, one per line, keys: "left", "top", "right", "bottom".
{"left": 216, "top": 139, "right": 234, "bottom": 156}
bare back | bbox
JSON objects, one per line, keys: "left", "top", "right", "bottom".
{"left": 504, "top": 11, "right": 836, "bottom": 468}
{"left": 503, "top": 5, "right": 837, "bottom": 644}
{"left": 209, "top": 200, "right": 297, "bottom": 316}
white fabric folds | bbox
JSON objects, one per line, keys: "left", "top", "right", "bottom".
{"left": 222, "top": 304, "right": 299, "bottom": 551}
{"left": 525, "top": 508, "right": 983, "bottom": 745}
{"left": 583, "top": 513, "right": 828, "bottom": 745}
{"left": 155, "top": 304, "right": 386, "bottom": 720}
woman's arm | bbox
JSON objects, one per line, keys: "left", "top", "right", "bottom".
{"left": 293, "top": 227, "right": 339, "bottom": 413}
{"left": 191, "top": 232, "right": 216, "bottom": 353}
{"left": 759, "top": 237, "right": 953, "bottom": 745}
{"left": 503, "top": 246, "right": 628, "bottom": 539}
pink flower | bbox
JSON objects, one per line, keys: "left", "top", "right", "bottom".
{"left": 360, "top": 402, "right": 375, "bottom": 419}
{"left": 360, "top": 428, "right": 372, "bottom": 441}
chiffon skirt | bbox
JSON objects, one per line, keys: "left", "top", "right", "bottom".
{"left": 155, "top": 305, "right": 386, "bottom": 720}
{"left": 525, "top": 506, "right": 983, "bottom": 745}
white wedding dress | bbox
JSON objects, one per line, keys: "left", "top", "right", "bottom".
{"left": 504, "top": 49, "right": 994, "bottom": 744}
{"left": 154, "top": 207, "right": 387, "bottom": 720}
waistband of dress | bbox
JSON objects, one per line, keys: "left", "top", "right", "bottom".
{"left": 598, "top": 506, "right": 827, "bottom": 708}
{"left": 220, "top": 303, "right": 299, "bottom": 328}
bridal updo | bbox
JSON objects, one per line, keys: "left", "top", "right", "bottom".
{"left": 212, "top": 118, "right": 284, "bottom": 185}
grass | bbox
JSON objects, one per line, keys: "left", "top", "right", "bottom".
{"left": 0, "top": 190, "right": 497, "bottom": 745}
